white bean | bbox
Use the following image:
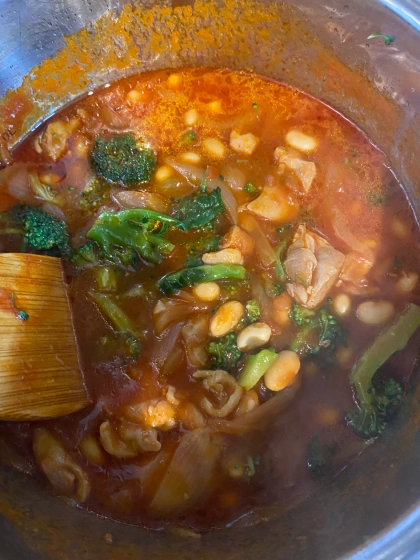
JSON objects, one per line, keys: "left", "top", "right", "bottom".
{"left": 356, "top": 300, "right": 395, "bottom": 326}
{"left": 192, "top": 281, "right": 221, "bottom": 302}
{"left": 397, "top": 271, "right": 418, "bottom": 292}
{"left": 203, "top": 137, "right": 226, "bottom": 158}
{"left": 333, "top": 293, "right": 351, "bottom": 317}
{"left": 202, "top": 248, "right": 244, "bottom": 265}
{"left": 285, "top": 129, "right": 317, "bottom": 152}
{"left": 236, "top": 322, "right": 272, "bottom": 351}
{"left": 180, "top": 151, "right": 201, "bottom": 164}
{"left": 210, "top": 300, "right": 245, "bottom": 337}
{"left": 264, "top": 350, "right": 300, "bottom": 391}
{"left": 206, "top": 100, "right": 222, "bottom": 113}
{"left": 184, "top": 108, "right": 199, "bottom": 126}
{"left": 167, "top": 73, "right": 183, "bottom": 89}
{"left": 155, "top": 165, "right": 174, "bottom": 182}
{"left": 391, "top": 218, "right": 410, "bottom": 239}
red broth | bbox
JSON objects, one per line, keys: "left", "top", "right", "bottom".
{"left": 1, "top": 68, "right": 420, "bottom": 532}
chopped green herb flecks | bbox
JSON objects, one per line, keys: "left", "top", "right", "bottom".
{"left": 367, "top": 33, "right": 395, "bottom": 46}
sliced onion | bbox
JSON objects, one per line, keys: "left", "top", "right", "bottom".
{"left": 239, "top": 212, "right": 276, "bottom": 266}
{"left": 149, "top": 429, "right": 222, "bottom": 515}
{"left": 1, "top": 163, "right": 36, "bottom": 204}
{"left": 112, "top": 189, "right": 170, "bottom": 213}
{"left": 40, "top": 203, "right": 66, "bottom": 220}
{"left": 164, "top": 159, "right": 205, "bottom": 187}
{"left": 221, "top": 165, "right": 247, "bottom": 191}
{"left": 153, "top": 177, "right": 196, "bottom": 199}
{"left": 98, "top": 106, "right": 129, "bottom": 129}
{"left": 153, "top": 293, "right": 210, "bottom": 334}
{"left": 208, "top": 378, "right": 301, "bottom": 435}
{"left": 151, "top": 322, "right": 183, "bottom": 370}
{"left": 207, "top": 179, "right": 237, "bottom": 223}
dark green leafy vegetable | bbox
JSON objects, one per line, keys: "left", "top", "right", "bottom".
{"left": 367, "top": 33, "right": 395, "bottom": 45}
{"left": 185, "top": 234, "right": 222, "bottom": 267}
{"left": 176, "top": 187, "right": 225, "bottom": 231}
{"left": 157, "top": 264, "right": 246, "bottom": 295}
{"left": 346, "top": 303, "right": 420, "bottom": 439}
{"left": 86, "top": 209, "right": 176, "bottom": 265}
{"left": 290, "top": 302, "right": 345, "bottom": 356}
{"left": 90, "top": 134, "right": 157, "bottom": 186}
{"left": 207, "top": 332, "right": 242, "bottom": 371}
{"left": 9, "top": 204, "right": 71, "bottom": 256}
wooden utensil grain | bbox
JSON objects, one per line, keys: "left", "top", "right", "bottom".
{"left": 0, "top": 253, "right": 89, "bottom": 421}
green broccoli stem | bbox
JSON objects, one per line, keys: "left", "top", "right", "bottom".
{"left": 89, "top": 291, "right": 139, "bottom": 337}
{"left": 238, "top": 349, "right": 278, "bottom": 391}
{"left": 115, "top": 208, "right": 181, "bottom": 230}
{"left": 95, "top": 267, "right": 118, "bottom": 292}
{"left": 157, "top": 264, "right": 246, "bottom": 295}
{"left": 273, "top": 240, "right": 288, "bottom": 282}
{"left": 351, "top": 303, "right": 420, "bottom": 406}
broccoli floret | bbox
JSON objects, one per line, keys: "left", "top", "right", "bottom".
{"left": 241, "top": 299, "right": 261, "bottom": 326}
{"left": 9, "top": 204, "right": 70, "bottom": 256}
{"left": 71, "top": 241, "right": 99, "bottom": 268}
{"left": 90, "top": 134, "right": 157, "bottom": 186}
{"left": 290, "top": 302, "right": 345, "bottom": 356}
{"left": 346, "top": 304, "right": 420, "bottom": 439}
{"left": 346, "top": 377, "right": 403, "bottom": 439}
{"left": 86, "top": 208, "right": 177, "bottom": 266}
{"left": 157, "top": 264, "right": 246, "bottom": 296}
{"left": 245, "top": 299, "right": 261, "bottom": 322}
{"left": 207, "top": 332, "right": 242, "bottom": 372}
{"left": 80, "top": 177, "right": 111, "bottom": 213}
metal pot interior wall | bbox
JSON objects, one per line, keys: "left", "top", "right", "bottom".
{"left": 1, "top": 1, "right": 420, "bottom": 559}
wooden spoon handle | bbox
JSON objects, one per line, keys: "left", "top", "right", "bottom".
{"left": 0, "top": 253, "right": 89, "bottom": 420}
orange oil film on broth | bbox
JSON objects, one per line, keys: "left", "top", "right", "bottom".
{"left": 0, "top": 68, "right": 419, "bottom": 531}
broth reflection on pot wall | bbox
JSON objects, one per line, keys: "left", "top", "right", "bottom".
{"left": 2, "top": 1, "right": 420, "bottom": 559}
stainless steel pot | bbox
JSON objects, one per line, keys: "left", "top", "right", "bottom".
{"left": 1, "top": 1, "right": 420, "bottom": 558}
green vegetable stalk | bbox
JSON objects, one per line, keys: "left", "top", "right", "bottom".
{"left": 347, "top": 303, "right": 420, "bottom": 439}
{"left": 157, "top": 264, "right": 246, "bottom": 295}
{"left": 238, "top": 348, "right": 277, "bottom": 391}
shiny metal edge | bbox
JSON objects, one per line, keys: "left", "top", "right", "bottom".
{"left": 378, "top": 0, "right": 420, "bottom": 31}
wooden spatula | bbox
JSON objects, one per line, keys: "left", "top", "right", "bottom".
{"left": 0, "top": 253, "right": 89, "bottom": 421}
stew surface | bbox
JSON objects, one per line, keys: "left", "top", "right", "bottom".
{"left": 1, "top": 68, "right": 420, "bottom": 532}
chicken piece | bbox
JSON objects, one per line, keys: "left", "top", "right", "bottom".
{"left": 220, "top": 225, "right": 255, "bottom": 256}
{"left": 229, "top": 130, "right": 259, "bottom": 155}
{"left": 99, "top": 420, "right": 161, "bottom": 458}
{"left": 124, "top": 399, "right": 177, "bottom": 431}
{"left": 39, "top": 118, "right": 80, "bottom": 162}
{"left": 33, "top": 428, "right": 90, "bottom": 503}
{"left": 275, "top": 147, "right": 316, "bottom": 193}
{"left": 284, "top": 225, "right": 345, "bottom": 308}
{"left": 247, "top": 182, "right": 299, "bottom": 222}
{"left": 182, "top": 315, "right": 209, "bottom": 367}
{"left": 193, "top": 370, "right": 243, "bottom": 418}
